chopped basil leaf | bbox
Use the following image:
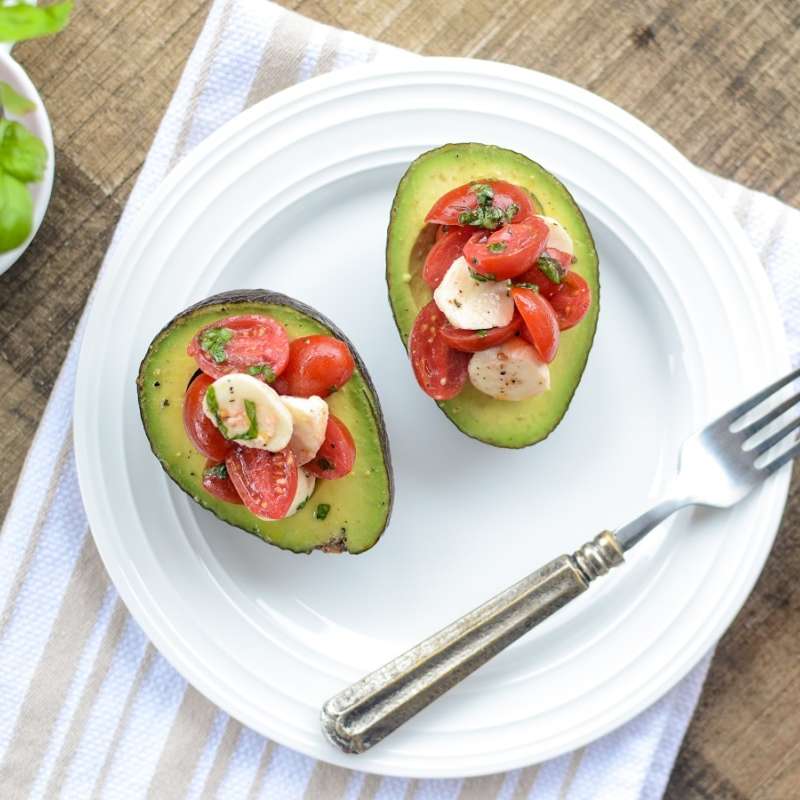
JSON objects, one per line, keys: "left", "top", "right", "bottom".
{"left": 203, "top": 463, "right": 228, "bottom": 481}
{"left": 469, "top": 268, "right": 495, "bottom": 282}
{"left": 315, "top": 503, "right": 331, "bottom": 520}
{"left": 236, "top": 399, "right": 259, "bottom": 440}
{"left": 457, "top": 184, "right": 519, "bottom": 230}
{"left": 515, "top": 282, "right": 540, "bottom": 292}
{"left": 297, "top": 496, "right": 309, "bottom": 511}
{"left": 199, "top": 327, "right": 233, "bottom": 364}
{"left": 476, "top": 329, "right": 489, "bottom": 338}
{"left": 487, "top": 241, "right": 507, "bottom": 253}
{"left": 316, "top": 457, "right": 334, "bottom": 472}
{"left": 536, "top": 253, "right": 566, "bottom": 284}
{"left": 246, "top": 362, "right": 276, "bottom": 383}
{"left": 471, "top": 182, "right": 494, "bottom": 205}
{"left": 204, "top": 386, "right": 229, "bottom": 438}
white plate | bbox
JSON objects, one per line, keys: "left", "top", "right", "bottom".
{"left": 0, "top": 50, "right": 55, "bottom": 277}
{"left": 74, "top": 59, "right": 791, "bottom": 777}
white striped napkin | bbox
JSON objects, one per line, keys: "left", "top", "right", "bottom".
{"left": 1, "top": 1, "right": 798, "bottom": 798}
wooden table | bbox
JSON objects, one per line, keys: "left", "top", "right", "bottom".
{"left": 2, "top": 1, "right": 798, "bottom": 796}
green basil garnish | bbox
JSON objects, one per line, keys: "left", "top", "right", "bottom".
{"left": 469, "top": 268, "right": 496, "bottom": 282}
{"left": 203, "top": 386, "right": 229, "bottom": 438}
{"left": 203, "top": 463, "right": 229, "bottom": 481}
{"left": 536, "top": 254, "right": 566, "bottom": 284}
{"left": 246, "top": 362, "right": 276, "bottom": 383}
{"left": 199, "top": 327, "right": 233, "bottom": 364}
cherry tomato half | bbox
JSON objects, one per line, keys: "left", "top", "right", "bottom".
{"left": 423, "top": 226, "right": 474, "bottom": 289}
{"left": 547, "top": 272, "right": 592, "bottom": 330}
{"left": 306, "top": 415, "right": 356, "bottom": 480}
{"left": 425, "top": 181, "right": 534, "bottom": 227}
{"left": 439, "top": 315, "right": 522, "bottom": 353}
{"left": 279, "top": 335, "right": 355, "bottom": 398}
{"left": 463, "top": 218, "right": 549, "bottom": 280}
{"left": 512, "top": 287, "right": 560, "bottom": 363}
{"left": 188, "top": 315, "right": 290, "bottom": 381}
{"left": 183, "top": 373, "right": 232, "bottom": 461}
{"left": 201, "top": 459, "right": 243, "bottom": 504}
{"left": 226, "top": 446, "right": 298, "bottom": 520}
{"left": 408, "top": 301, "right": 470, "bottom": 400}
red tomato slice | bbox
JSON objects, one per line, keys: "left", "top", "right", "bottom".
{"left": 226, "top": 447, "right": 298, "bottom": 520}
{"left": 279, "top": 335, "right": 355, "bottom": 398}
{"left": 408, "top": 301, "right": 470, "bottom": 400}
{"left": 463, "top": 218, "right": 549, "bottom": 280}
{"left": 439, "top": 315, "right": 522, "bottom": 353}
{"left": 425, "top": 181, "right": 534, "bottom": 227}
{"left": 183, "top": 373, "right": 232, "bottom": 461}
{"left": 306, "top": 415, "right": 356, "bottom": 480}
{"left": 202, "top": 460, "right": 243, "bottom": 504}
{"left": 547, "top": 272, "right": 592, "bottom": 330}
{"left": 511, "top": 287, "right": 560, "bottom": 363}
{"left": 423, "top": 226, "right": 474, "bottom": 288}
{"left": 188, "top": 315, "right": 290, "bottom": 380}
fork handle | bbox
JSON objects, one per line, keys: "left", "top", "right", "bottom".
{"left": 321, "top": 531, "right": 624, "bottom": 754}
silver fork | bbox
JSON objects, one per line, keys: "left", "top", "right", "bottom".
{"left": 321, "top": 367, "right": 800, "bottom": 754}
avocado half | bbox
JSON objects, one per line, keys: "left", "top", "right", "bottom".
{"left": 386, "top": 143, "right": 600, "bottom": 448}
{"left": 137, "top": 290, "right": 393, "bottom": 554}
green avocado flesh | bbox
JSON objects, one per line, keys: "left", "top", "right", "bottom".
{"left": 386, "top": 143, "right": 600, "bottom": 448}
{"left": 137, "top": 293, "right": 393, "bottom": 554}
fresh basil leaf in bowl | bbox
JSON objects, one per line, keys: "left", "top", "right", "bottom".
{"left": 0, "top": 169, "right": 32, "bottom": 250}
{"left": 0, "top": 80, "right": 34, "bottom": 115}
{"left": 0, "top": 1, "right": 72, "bottom": 43}
{"left": 0, "top": 118, "right": 47, "bottom": 182}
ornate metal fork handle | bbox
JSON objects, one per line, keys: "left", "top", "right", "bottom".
{"left": 321, "top": 532, "right": 623, "bottom": 754}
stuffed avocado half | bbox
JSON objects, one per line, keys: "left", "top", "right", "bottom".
{"left": 386, "top": 143, "right": 599, "bottom": 448}
{"left": 137, "top": 290, "right": 393, "bottom": 554}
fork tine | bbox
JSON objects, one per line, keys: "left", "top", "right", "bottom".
{"left": 761, "top": 438, "right": 800, "bottom": 476}
{"left": 752, "top": 415, "right": 800, "bottom": 456}
{"left": 721, "top": 366, "right": 800, "bottom": 426}
{"left": 740, "top": 391, "right": 800, "bottom": 439}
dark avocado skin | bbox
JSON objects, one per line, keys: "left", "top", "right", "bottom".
{"left": 385, "top": 143, "right": 600, "bottom": 448}
{"left": 137, "top": 290, "right": 394, "bottom": 554}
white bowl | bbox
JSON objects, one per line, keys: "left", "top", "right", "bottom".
{"left": 0, "top": 49, "right": 54, "bottom": 277}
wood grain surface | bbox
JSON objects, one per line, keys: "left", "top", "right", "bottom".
{"left": 1, "top": 0, "right": 798, "bottom": 796}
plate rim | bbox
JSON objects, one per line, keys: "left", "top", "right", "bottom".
{"left": 74, "top": 56, "right": 792, "bottom": 777}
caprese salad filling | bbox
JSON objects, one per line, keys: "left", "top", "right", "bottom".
{"left": 182, "top": 315, "right": 357, "bottom": 522}
{"left": 409, "top": 181, "right": 592, "bottom": 402}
